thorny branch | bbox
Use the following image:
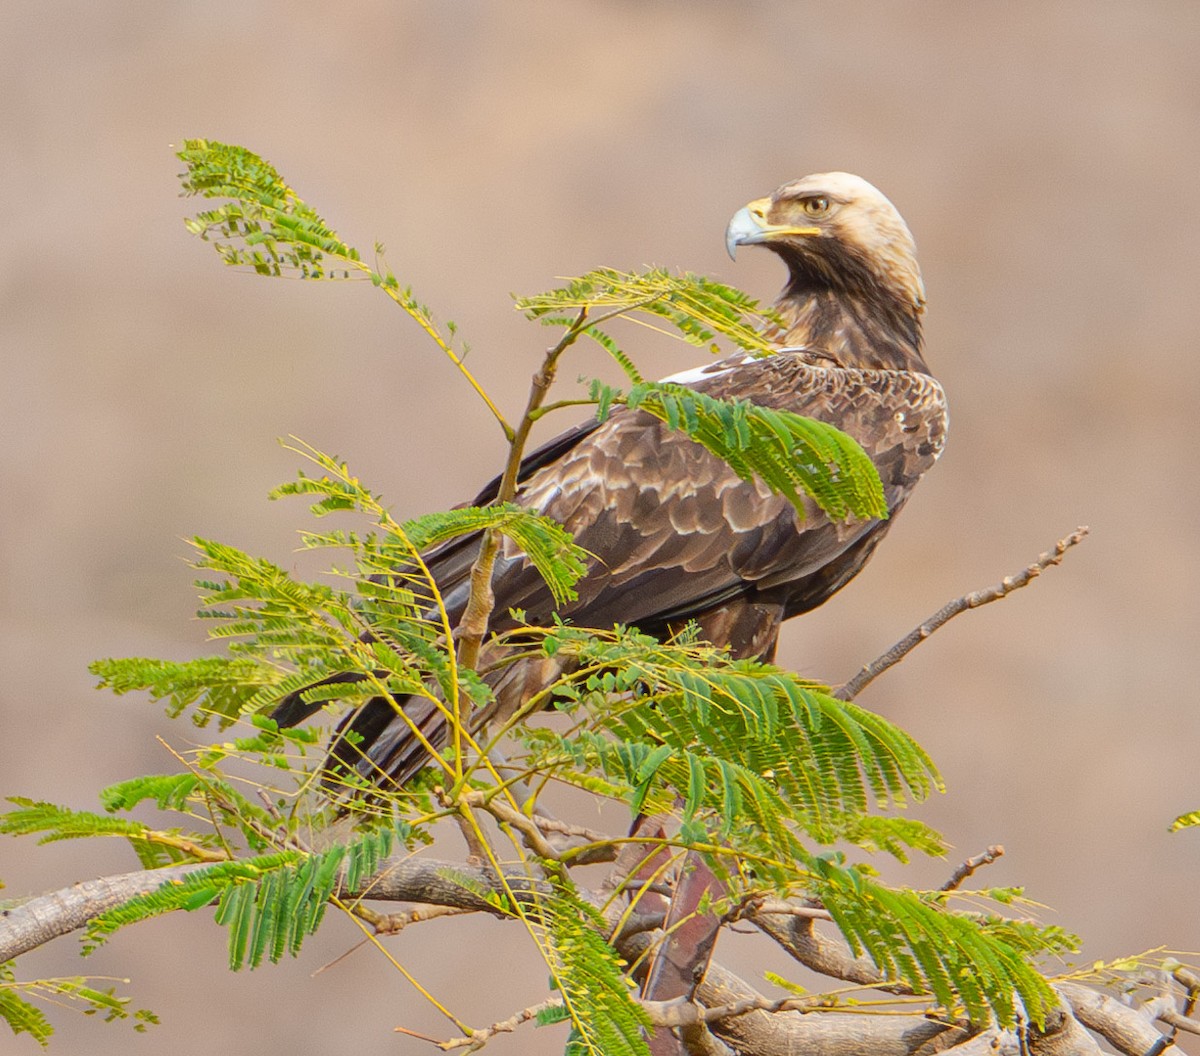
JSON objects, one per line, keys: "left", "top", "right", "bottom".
{"left": 835, "top": 527, "right": 1090, "bottom": 701}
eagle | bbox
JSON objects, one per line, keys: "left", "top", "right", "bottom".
{"left": 274, "top": 172, "right": 948, "bottom": 789}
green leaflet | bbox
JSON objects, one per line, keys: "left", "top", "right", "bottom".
{"left": 529, "top": 626, "right": 939, "bottom": 828}
{"left": 178, "top": 139, "right": 360, "bottom": 280}
{"left": 398, "top": 503, "right": 589, "bottom": 606}
{"left": 517, "top": 266, "right": 783, "bottom": 358}
{"left": 0, "top": 798, "right": 220, "bottom": 870}
{"left": 530, "top": 877, "right": 651, "bottom": 1056}
{"left": 813, "top": 859, "right": 1062, "bottom": 1029}
{"left": 536, "top": 316, "right": 646, "bottom": 384}
{"left": 0, "top": 962, "right": 158, "bottom": 1048}
{"left": 89, "top": 655, "right": 282, "bottom": 729}
{"left": 177, "top": 142, "right": 473, "bottom": 405}
{"left": 1170, "top": 809, "right": 1200, "bottom": 832}
{"left": 626, "top": 382, "right": 887, "bottom": 522}
{"left": 84, "top": 825, "right": 408, "bottom": 970}
{"left": 0, "top": 970, "right": 53, "bottom": 1049}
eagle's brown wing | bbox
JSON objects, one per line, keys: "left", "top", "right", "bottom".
{"left": 437, "top": 352, "right": 946, "bottom": 634}
{"left": 274, "top": 351, "right": 946, "bottom": 787}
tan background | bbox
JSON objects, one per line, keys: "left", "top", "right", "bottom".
{"left": 3, "top": 2, "right": 1198, "bottom": 1053}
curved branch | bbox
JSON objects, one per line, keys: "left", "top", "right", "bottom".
{"left": 1056, "top": 982, "right": 1169, "bottom": 1056}
{"left": 0, "top": 856, "right": 549, "bottom": 964}
{"left": 835, "top": 527, "right": 1089, "bottom": 701}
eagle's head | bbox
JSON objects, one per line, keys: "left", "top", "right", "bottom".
{"left": 726, "top": 172, "right": 925, "bottom": 317}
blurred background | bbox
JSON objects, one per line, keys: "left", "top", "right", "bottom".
{"left": 3, "top": 2, "right": 1198, "bottom": 1052}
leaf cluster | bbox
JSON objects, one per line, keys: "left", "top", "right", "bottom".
{"left": 0, "top": 962, "right": 157, "bottom": 1049}
{"left": 534, "top": 876, "right": 651, "bottom": 1056}
{"left": 517, "top": 266, "right": 784, "bottom": 358}
{"left": 84, "top": 823, "right": 408, "bottom": 970}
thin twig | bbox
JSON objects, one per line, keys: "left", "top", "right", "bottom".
{"left": 641, "top": 991, "right": 826, "bottom": 1027}
{"left": 452, "top": 807, "right": 491, "bottom": 865}
{"left": 1175, "top": 966, "right": 1200, "bottom": 1019}
{"left": 747, "top": 901, "right": 833, "bottom": 922}
{"left": 436, "top": 996, "right": 564, "bottom": 1051}
{"left": 529, "top": 811, "right": 619, "bottom": 864}
{"left": 835, "top": 527, "right": 1089, "bottom": 700}
{"left": 940, "top": 845, "right": 1005, "bottom": 892}
{"left": 394, "top": 1024, "right": 447, "bottom": 1045}
{"left": 471, "top": 793, "right": 561, "bottom": 860}
{"left": 529, "top": 813, "right": 610, "bottom": 845}
{"left": 456, "top": 307, "right": 590, "bottom": 673}
{"left": 1158, "top": 1009, "right": 1200, "bottom": 1037}
{"left": 372, "top": 904, "right": 475, "bottom": 936}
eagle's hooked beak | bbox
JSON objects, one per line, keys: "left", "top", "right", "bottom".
{"left": 725, "top": 197, "right": 821, "bottom": 260}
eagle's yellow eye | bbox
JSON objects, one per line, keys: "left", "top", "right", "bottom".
{"left": 800, "top": 195, "right": 831, "bottom": 217}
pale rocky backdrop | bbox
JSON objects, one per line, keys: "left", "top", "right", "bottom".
{"left": 2, "top": 2, "right": 1198, "bottom": 1053}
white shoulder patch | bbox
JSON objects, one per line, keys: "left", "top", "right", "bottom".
{"left": 659, "top": 353, "right": 754, "bottom": 388}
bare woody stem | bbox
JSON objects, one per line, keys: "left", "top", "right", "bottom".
{"left": 455, "top": 308, "right": 591, "bottom": 672}
{"left": 834, "top": 526, "right": 1089, "bottom": 701}
{"left": 940, "top": 845, "right": 1005, "bottom": 892}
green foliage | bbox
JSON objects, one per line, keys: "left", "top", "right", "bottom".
{"left": 813, "top": 859, "right": 1060, "bottom": 1026}
{"left": 282, "top": 488, "right": 589, "bottom": 608}
{"left": 517, "top": 267, "right": 783, "bottom": 358}
{"left": 98, "top": 771, "right": 284, "bottom": 854}
{"left": 1170, "top": 809, "right": 1200, "bottom": 832}
{"left": 523, "top": 625, "right": 938, "bottom": 831}
{"left": 626, "top": 382, "right": 888, "bottom": 521}
{"left": 0, "top": 139, "right": 1082, "bottom": 1047}
{"left": 0, "top": 971, "right": 50, "bottom": 1050}
{"left": 0, "top": 798, "right": 221, "bottom": 869}
{"left": 89, "top": 656, "right": 282, "bottom": 729}
{"left": 532, "top": 876, "right": 650, "bottom": 1056}
{"left": 178, "top": 138, "right": 361, "bottom": 280}
{"left": 506, "top": 625, "right": 1071, "bottom": 1027}
{"left": 0, "top": 962, "right": 157, "bottom": 1047}
{"left": 85, "top": 824, "right": 407, "bottom": 970}
{"left": 535, "top": 1001, "right": 570, "bottom": 1027}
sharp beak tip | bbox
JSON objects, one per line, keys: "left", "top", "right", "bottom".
{"left": 724, "top": 205, "right": 758, "bottom": 262}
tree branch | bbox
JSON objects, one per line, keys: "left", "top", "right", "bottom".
{"left": 456, "top": 307, "right": 589, "bottom": 672}
{"left": 940, "top": 844, "right": 1005, "bottom": 892}
{"left": 835, "top": 527, "right": 1089, "bottom": 701}
{"left": 0, "top": 856, "right": 548, "bottom": 964}
{"left": 1056, "top": 982, "right": 1171, "bottom": 1056}
{"left": 436, "top": 996, "right": 564, "bottom": 1051}
{"left": 2, "top": 850, "right": 1184, "bottom": 1056}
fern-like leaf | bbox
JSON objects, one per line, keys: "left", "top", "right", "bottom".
{"left": 1170, "top": 809, "right": 1200, "bottom": 832}
{"left": 530, "top": 627, "right": 939, "bottom": 829}
{"left": 625, "top": 382, "right": 887, "bottom": 522}
{"left": 399, "top": 503, "right": 589, "bottom": 606}
{"left": 813, "top": 859, "right": 1061, "bottom": 1028}
{"left": 178, "top": 139, "right": 361, "bottom": 280}
{"left": 0, "top": 963, "right": 54, "bottom": 1048}
{"left": 531, "top": 876, "right": 650, "bottom": 1056}
{"left": 517, "top": 267, "right": 782, "bottom": 358}
{"left": 85, "top": 824, "right": 407, "bottom": 966}
{"left": 0, "top": 798, "right": 221, "bottom": 868}
{"left": 89, "top": 656, "right": 283, "bottom": 729}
